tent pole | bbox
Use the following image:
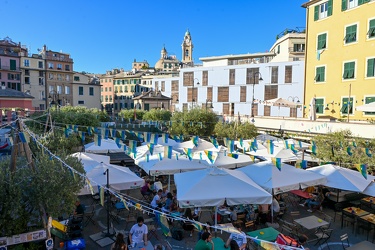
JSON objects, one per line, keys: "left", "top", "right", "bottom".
{"left": 215, "top": 206, "right": 218, "bottom": 234}
{"left": 168, "top": 175, "right": 171, "bottom": 192}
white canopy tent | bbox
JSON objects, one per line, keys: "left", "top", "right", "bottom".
{"left": 263, "top": 98, "right": 300, "bottom": 108}
{"left": 141, "top": 137, "right": 178, "bottom": 147}
{"left": 363, "top": 182, "right": 375, "bottom": 196}
{"left": 175, "top": 167, "right": 272, "bottom": 207}
{"left": 174, "top": 138, "right": 219, "bottom": 154}
{"left": 135, "top": 144, "right": 170, "bottom": 161}
{"left": 79, "top": 163, "right": 144, "bottom": 195}
{"left": 237, "top": 161, "right": 327, "bottom": 195}
{"left": 356, "top": 102, "right": 375, "bottom": 112}
{"left": 70, "top": 152, "right": 110, "bottom": 173}
{"left": 307, "top": 164, "right": 375, "bottom": 192}
{"left": 208, "top": 151, "right": 255, "bottom": 169}
{"left": 84, "top": 139, "right": 123, "bottom": 154}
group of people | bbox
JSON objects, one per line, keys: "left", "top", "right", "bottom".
{"left": 299, "top": 186, "right": 331, "bottom": 212}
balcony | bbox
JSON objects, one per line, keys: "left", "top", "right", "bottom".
{"left": 0, "top": 65, "right": 21, "bottom": 71}
{"left": 289, "top": 47, "right": 305, "bottom": 54}
{"left": 45, "top": 55, "right": 73, "bottom": 63}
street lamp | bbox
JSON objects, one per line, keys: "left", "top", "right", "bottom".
{"left": 205, "top": 99, "right": 213, "bottom": 111}
{"left": 192, "top": 78, "right": 200, "bottom": 107}
{"left": 251, "top": 72, "right": 263, "bottom": 117}
{"left": 48, "top": 90, "right": 60, "bottom": 110}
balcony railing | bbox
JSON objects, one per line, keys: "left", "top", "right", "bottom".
{"left": 0, "top": 65, "right": 21, "bottom": 71}
{"left": 45, "top": 56, "right": 73, "bottom": 62}
{"left": 288, "top": 47, "right": 305, "bottom": 53}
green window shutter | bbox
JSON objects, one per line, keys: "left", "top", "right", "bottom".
{"left": 358, "top": 0, "right": 364, "bottom": 5}
{"left": 369, "top": 19, "right": 375, "bottom": 38}
{"left": 320, "top": 67, "right": 325, "bottom": 81}
{"left": 327, "top": 0, "right": 333, "bottom": 16}
{"left": 367, "top": 58, "right": 375, "bottom": 77}
{"left": 315, "top": 68, "right": 320, "bottom": 81}
{"left": 10, "top": 59, "right": 16, "bottom": 70}
{"left": 317, "top": 34, "right": 327, "bottom": 50}
{"left": 342, "top": 0, "right": 347, "bottom": 11}
{"left": 349, "top": 62, "right": 355, "bottom": 78}
{"left": 343, "top": 63, "right": 349, "bottom": 78}
{"left": 315, "top": 98, "right": 324, "bottom": 114}
{"left": 314, "top": 5, "right": 319, "bottom": 21}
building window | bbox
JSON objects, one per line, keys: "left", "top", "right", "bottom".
{"left": 39, "top": 71, "right": 44, "bottom": 77}
{"left": 285, "top": 66, "right": 293, "bottom": 83}
{"left": 74, "top": 76, "right": 80, "bottom": 81}
{"left": 293, "top": 44, "right": 305, "bottom": 52}
{"left": 317, "top": 33, "right": 327, "bottom": 50}
{"left": 57, "top": 64, "right": 62, "bottom": 70}
{"left": 202, "top": 71, "right": 208, "bottom": 86}
{"left": 109, "top": 87, "right": 112, "bottom": 92}
{"left": 57, "top": 74, "right": 62, "bottom": 81}
{"left": 65, "top": 86, "right": 70, "bottom": 95}
{"left": 277, "top": 45, "right": 280, "bottom": 54}
{"left": 217, "top": 87, "right": 229, "bottom": 102}
{"left": 183, "top": 72, "right": 194, "bottom": 86}
{"left": 25, "top": 69, "right": 30, "bottom": 76}
{"left": 38, "top": 61, "right": 43, "bottom": 69}
{"left": 66, "top": 75, "right": 70, "bottom": 81}
{"left": 240, "top": 86, "right": 246, "bottom": 102}
{"left": 315, "top": 98, "right": 325, "bottom": 114}
{"left": 342, "top": 0, "right": 361, "bottom": 10}
{"left": 345, "top": 24, "right": 357, "bottom": 44}
{"left": 49, "top": 73, "right": 54, "bottom": 80}
{"left": 57, "top": 85, "right": 62, "bottom": 94}
{"left": 10, "top": 59, "right": 16, "bottom": 70}
{"left": 229, "top": 69, "right": 235, "bottom": 85}
{"left": 368, "top": 19, "right": 375, "bottom": 39}
{"left": 25, "top": 77, "right": 30, "bottom": 84}
{"left": 246, "top": 68, "right": 260, "bottom": 84}
{"left": 343, "top": 61, "right": 355, "bottom": 79}
{"left": 314, "top": 1, "right": 332, "bottom": 21}
{"left": 24, "top": 59, "right": 30, "bottom": 67}
{"left": 367, "top": 58, "right": 375, "bottom": 77}
{"left": 105, "top": 87, "right": 108, "bottom": 92}
{"left": 315, "top": 66, "right": 326, "bottom": 82}
{"left": 89, "top": 87, "right": 94, "bottom": 96}
{"left": 341, "top": 97, "right": 353, "bottom": 115}
{"left": 271, "top": 66, "right": 279, "bottom": 84}
{"left": 171, "top": 80, "right": 179, "bottom": 91}
{"left": 161, "top": 81, "right": 165, "bottom": 91}
{"left": 39, "top": 78, "right": 44, "bottom": 85}
{"left": 264, "top": 85, "right": 278, "bottom": 100}
{"left": 48, "top": 63, "right": 53, "bottom": 69}
{"left": 364, "top": 96, "right": 375, "bottom": 115}
{"left": 79, "top": 86, "right": 84, "bottom": 95}
{"left": 65, "top": 65, "right": 70, "bottom": 71}
{"left": 78, "top": 101, "right": 85, "bottom": 105}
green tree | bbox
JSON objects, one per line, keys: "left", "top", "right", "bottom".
{"left": 214, "top": 121, "right": 257, "bottom": 140}
{"left": 51, "top": 106, "right": 109, "bottom": 127}
{"left": 313, "top": 129, "right": 375, "bottom": 172}
{"left": 118, "top": 109, "right": 145, "bottom": 121}
{"left": 143, "top": 109, "right": 172, "bottom": 121}
{"left": 169, "top": 108, "right": 218, "bottom": 137}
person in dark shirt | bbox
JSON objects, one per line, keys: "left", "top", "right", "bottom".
{"left": 75, "top": 200, "right": 84, "bottom": 215}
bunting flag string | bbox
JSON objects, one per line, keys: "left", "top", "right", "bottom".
{"left": 295, "top": 159, "right": 307, "bottom": 169}
{"left": 164, "top": 146, "right": 173, "bottom": 159}
{"left": 227, "top": 153, "right": 239, "bottom": 159}
{"left": 204, "top": 150, "right": 215, "bottom": 164}
{"left": 192, "top": 136, "right": 199, "bottom": 147}
{"left": 266, "top": 140, "right": 274, "bottom": 154}
{"left": 271, "top": 157, "right": 282, "bottom": 171}
{"left": 355, "top": 164, "right": 368, "bottom": 179}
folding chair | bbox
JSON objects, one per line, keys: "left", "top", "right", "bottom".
{"left": 340, "top": 233, "right": 350, "bottom": 249}
{"left": 314, "top": 228, "right": 333, "bottom": 248}
{"left": 84, "top": 205, "right": 96, "bottom": 227}
{"left": 245, "top": 220, "right": 256, "bottom": 231}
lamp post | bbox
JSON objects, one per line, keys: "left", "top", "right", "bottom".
{"left": 192, "top": 78, "right": 200, "bottom": 108}
{"left": 205, "top": 99, "right": 213, "bottom": 112}
{"left": 48, "top": 90, "right": 60, "bottom": 110}
{"left": 251, "top": 72, "right": 263, "bottom": 117}
{"left": 103, "top": 168, "right": 114, "bottom": 237}
{"left": 132, "top": 91, "right": 137, "bottom": 121}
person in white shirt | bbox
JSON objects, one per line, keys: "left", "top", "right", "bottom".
{"left": 151, "top": 189, "right": 162, "bottom": 209}
{"left": 129, "top": 216, "right": 148, "bottom": 246}
{"left": 225, "top": 223, "right": 247, "bottom": 250}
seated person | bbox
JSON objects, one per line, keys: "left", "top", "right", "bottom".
{"left": 300, "top": 188, "right": 325, "bottom": 212}
{"left": 272, "top": 196, "right": 281, "bottom": 220}
{"left": 193, "top": 207, "right": 201, "bottom": 221}
{"left": 149, "top": 181, "right": 157, "bottom": 195}
{"left": 161, "top": 192, "right": 173, "bottom": 213}
{"left": 258, "top": 204, "right": 269, "bottom": 224}
{"left": 151, "top": 189, "right": 163, "bottom": 209}
{"left": 74, "top": 200, "right": 84, "bottom": 215}
{"left": 229, "top": 206, "right": 237, "bottom": 222}
{"left": 224, "top": 222, "right": 247, "bottom": 250}
{"left": 183, "top": 208, "right": 195, "bottom": 237}
{"left": 195, "top": 232, "right": 214, "bottom": 250}
{"left": 141, "top": 180, "right": 152, "bottom": 196}
{"left": 161, "top": 186, "right": 169, "bottom": 199}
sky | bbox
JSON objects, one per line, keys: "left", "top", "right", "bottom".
{"left": 0, "top": 0, "right": 307, "bottom": 74}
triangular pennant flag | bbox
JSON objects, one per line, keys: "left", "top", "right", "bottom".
{"left": 290, "top": 144, "right": 298, "bottom": 154}
{"left": 266, "top": 140, "right": 274, "bottom": 154}
{"left": 295, "top": 159, "right": 307, "bottom": 169}
{"left": 145, "top": 154, "right": 150, "bottom": 162}
{"left": 284, "top": 140, "right": 289, "bottom": 149}
{"left": 94, "top": 134, "right": 102, "bottom": 146}
{"left": 184, "top": 148, "right": 193, "bottom": 161}
{"left": 355, "top": 164, "right": 367, "bottom": 179}
{"left": 227, "top": 153, "right": 239, "bottom": 159}
{"left": 249, "top": 154, "right": 255, "bottom": 162}
{"left": 192, "top": 136, "right": 199, "bottom": 147}
{"left": 239, "top": 138, "right": 243, "bottom": 148}
{"left": 162, "top": 133, "right": 169, "bottom": 143}
{"left": 271, "top": 157, "right": 282, "bottom": 171}
{"left": 158, "top": 153, "right": 163, "bottom": 161}
{"left": 164, "top": 146, "right": 172, "bottom": 159}
{"left": 148, "top": 143, "right": 155, "bottom": 155}
{"left": 144, "top": 132, "right": 151, "bottom": 143}
{"left": 79, "top": 131, "right": 85, "bottom": 143}
{"left": 210, "top": 137, "right": 219, "bottom": 149}
{"left": 86, "top": 178, "right": 94, "bottom": 195}
{"left": 204, "top": 150, "right": 215, "bottom": 164}
{"left": 347, "top": 146, "right": 353, "bottom": 156}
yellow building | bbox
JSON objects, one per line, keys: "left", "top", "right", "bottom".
{"left": 302, "top": 0, "right": 375, "bottom": 121}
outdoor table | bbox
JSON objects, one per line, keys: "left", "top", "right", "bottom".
{"left": 356, "top": 213, "right": 375, "bottom": 237}
{"left": 294, "top": 215, "right": 329, "bottom": 230}
{"left": 290, "top": 190, "right": 311, "bottom": 199}
{"left": 212, "top": 237, "right": 226, "bottom": 250}
{"left": 128, "top": 241, "right": 153, "bottom": 250}
{"left": 341, "top": 207, "right": 369, "bottom": 229}
{"left": 247, "top": 227, "right": 280, "bottom": 242}
{"left": 360, "top": 197, "right": 375, "bottom": 212}
{"left": 347, "top": 240, "right": 375, "bottom": 250}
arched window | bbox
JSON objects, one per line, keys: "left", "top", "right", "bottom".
{"left": 185, "top": 49, "right": 189, "bottom": 57}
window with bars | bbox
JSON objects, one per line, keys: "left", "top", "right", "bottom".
{"left": 246, "top": 68, "right": 260, "bottom": 84}
{"left": 202, "top": 71, "right": 208, "bottom": 86}
{"left": 217, "top": 87, "right": 229, "bottom": 102}
{"left": 240, "top": 86, "right": 246, "bottom": 102}
{"left": 229, "top": 69, "right": 235, "bottom": 85}
{"left": 285, "top": 66, "right": 293, "bottom": 83}
{"left": 343, "top": 61, "right": 355, "bottom": 79}
{"left": 183, "top": 72, "right": 194, "bottom": 86}
{"left": 271, "top": 67, "right": 279, "bottom": 84}
{"left": 345, "top": 24, "right": 357, "bottom": 44}
{"left": 315, "top": 66, "right": 326, "bottom": 82}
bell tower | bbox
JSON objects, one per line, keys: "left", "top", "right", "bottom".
{"left": 181, "top": 29, "right": 193, "bottom": 64}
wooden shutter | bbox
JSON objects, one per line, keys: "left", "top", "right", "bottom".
{"left": 285, "top": 66, "right": 292, "bottom": 83}
{"left": 240, "top": 86, "right": 246, "bottom": 102}
{"left": 264, "top": 85, "right": 278, "bottom": 100}
{"left": 222, "top": 103, "right": 229, "bottom": 115}
{"left": 207, "top": 87, "right": 213, "bottom": 101}
{"left": 183, "top": 72, "right": 193, "bottom": 86}
{"left": 217, "top": 87, "right": 229, "bottom": 102}
{"left": 342, "top": 0, "right": 347, "bottom": 11}
{"left": 314, "top": 5, "right": 319, "bottom": 21}
{"left": 171, "top": 80, "right": 179, "bottom": 91}
{"left": 367, "top": 58, "right": 375, "bottom": 77}
{"left": 327, "top": 0, "right": 333, "bottom": 16}
{"left": 271, "top": 67, "right": 278, "bottom": 84}
{"left": 202, "top": 71, "right": 208, "bottom": 86}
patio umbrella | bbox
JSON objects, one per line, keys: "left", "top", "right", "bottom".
{"left": 208, "top": 151, "right": 255, "bottom": 169}
{"left": 309, "top": 97, "right": 317, "bottom": 121}
{"left": 307, "top": 164, "right": 374, "bottom": 192}
{"left": 84, "top": 139, "right": 123, "bottom": 154}
{"left": 175, "top": 167, "right": 272, "bottom": 207}
{"left": 237, "top": 161, "right": 327, "bottom": 195}
{"left": 356, "top": 101, "right": 375, "bottom": 112}
{"left": 362, "top": 182, "right": 375, "bottom": 196}
{"left": 263, "top": 98, "right": 299, "bottom": 108}
{"left": 70, "top": 152, "right": 110, "bottom": 173}
{"left": 174, "top": 138, "right": 219, "bottom": 154}
{"left": 80, "top": 162, "right": 144, "bottom": 195}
